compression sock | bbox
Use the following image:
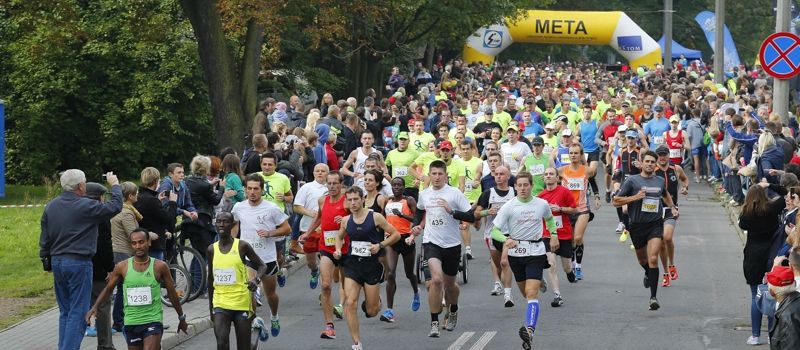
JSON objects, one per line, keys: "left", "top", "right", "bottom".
{"left": 431, "top": 312, "right": 439, "bottom": 322}
{"left": 450, "top": 304, "right": 458, "bottom": 313}
{"left": 641, "top": 263, "right": 648, "bottom": 273}
{"left": 588, "top": 176, "right": 599, "bottom": 195}
{"left": 648, "top": 268, "right": 659, "bottom": 298}
{"left": 575, "top": 244, "right": 584, "bottom": 264}
{"left": 526, "top": 300, "right": 540, "bottom": 328}
{"left": 616, "top": 207, "right": 625, "bottom": 221}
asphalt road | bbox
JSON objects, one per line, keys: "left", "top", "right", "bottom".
{"left": 176, "top": 182, "right": 757, "bottom": 350}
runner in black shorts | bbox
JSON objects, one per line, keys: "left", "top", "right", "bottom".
{"left": 654, "top": 145, "right": 689, "bottom": 287}
{"left": 613, "top": 150, "right": 678, "bottom": 311}
{"left": 333, "top": 186, "right": 400, "bottom": 350}
{"left": 538, "top": 167, "right": 578, "bottom": 307}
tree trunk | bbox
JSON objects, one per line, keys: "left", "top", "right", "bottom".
{"left": 179, "top": 0, "right": 245, "bottom": 150}
{"left": 240, "top": 19, "right": 265, "bottom": 133}
{"left": 425, "top": 42, "right": 435, "bottom": 70}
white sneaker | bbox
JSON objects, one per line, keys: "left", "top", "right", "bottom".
{"left": 504, "top": 295, "right": 515, "bottom": 307}
{"left": 465, "top": 246, "right": 473, "bottom": 260}
{"left": 615, "top": 222, "right": 625, "bottom": 233}
{"left": 352, "top": 342, "right": 363, "bottom": 350}
{"left": 746, "top": 336, "right": 761, "bottom": 345}
{"left": 490, "top": 282, "right": 503, "bottom": 296}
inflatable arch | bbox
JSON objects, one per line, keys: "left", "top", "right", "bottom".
{"left": 463, "top": 10, "right": 662, "bottom": 68}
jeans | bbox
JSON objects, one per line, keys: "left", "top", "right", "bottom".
{"left": 52, "top": 256, "right": 93, "bottom": 350}
{"left": 750, "top": 284, "right": 774, "bottom": 337}
{"left": 91, "top": 280, "right": 115, "bottom": 350}
{"left": 710, "top": 157, "right": 722, "bottom": 179}
{"left": 111, "top": 252, "right": 130, "bottom": 328}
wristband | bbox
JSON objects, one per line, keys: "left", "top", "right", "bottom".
{"left": 178, "top": 314, "right": 187, "bottom": 322}
{"left": 481, "top": 209, "right": 489, "bottom": 217}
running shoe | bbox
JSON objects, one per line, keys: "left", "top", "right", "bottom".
{"left": 255, "top": 287, "right": 264, "bottom": 307}
{"left": 619, "top": 229, "right": 629, "bottom": 243}
{"left": 310, "top": 270, "right": 319, "bottom": 290}
{"left": 504, "top": 295, "right": 515, "bottom": 307}
{"left": 429, "top": 321, "right": 440, "bottom": 337}
{"left": 551, "top": 294, "right": 564, "bottom": 307}
{"left": 574, "top": 267, "right": 583, "bottom": 281}
{"left": 629, "top": 244, "right": 635, "bottom": 251}
{"left": 615, "top": 222, "right": 625, "bottom": 234}
{"left": 643, "top": 274, "right": 649, "bottom": 288}
{"left": 605, "top": 191, "right": 611, "bottom": 203}
{"left": 270, "top": 318, "right": 280, "bottom": 337}
{"left": 540, "top": 279, "right": 548, "bottom": 293}
{"left": 661, "top": 273, "right": 671, "bottom": 287}
{"left": 519, "top": 326, "right": 534, "bottom": 350}
{"left": 669, "top": 265, "right": 679, "bottom": 280}
{"left": 411, "top": 293, "right": 421, "bottom": 312}
{"left": 444, "top": 311, "right": 458, "bottom": 331}
{"left": 649, "top": 297, "right": 660, "bottom": 310}
{"left": 277, "top": 268, "right": 287, "bottom": 287}
{"left": 351, "top": 342, "right": 363, "bottom": 350}
{"left": 380, "top": 309, "right": 396, "bottom": 323}
{"left": 490, "top": 282, "right": 503, "bottom": 296}
{"left": 252, "top": 317, "right": 269, "bottom": 342}
{"left": 85, "top": 325, "right": 97, "bottom": 337}
{"left": 333, "top": 304, "right": 344, "bottom": 319}
{"left": 320, "top": 324, "right": 336, "bottom": 339}
{"left": 465, "top": 246, "right": 474, "bottom": 260}
{"left": 566, "top": 271, "right": 577, "bottom": 283}
{"left": 746, "top": 336, "right": 761, "bottom": 345}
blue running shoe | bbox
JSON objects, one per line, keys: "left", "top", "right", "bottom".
{"left": 85, "top": 326, "right": 97, "bottom": 337}
{"left": 379, "top": 309, "right": 395, "bottom": 323}
{"left": 310, "top": 270, "right": 319, "bottom": 290}
{"left": 270, "top": 318, "right": 280, "bottom": 337}
{"left": 252, "top": 317, "right": 269, "bottom": 342}
{"left": 255, "top": 288, "right": 264, "bottom": 307}
{"left": 411, "top": 292, "right": 421, "bottom": 312}
{"left": 575, "top": 267, "right": 583, "bottom": 281}
{"left": 277, "top": 268, "right": 287, "bottom": 287}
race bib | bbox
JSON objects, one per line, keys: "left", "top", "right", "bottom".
{"left": 669, "top": 148, "right": 682, "bottom": 158}
{"left": 350, "top": 241, "right": 372, "bottom": 257}
{"left": 126, "top": 287, "right": 152, "bottom": 306}
{"left": 560, "top": 153, "right": 571, "bottom": 164}
{"left": 554, "top": 216, "right": 563, "bottom": 229}
{"left": 251, "top": 239, "right": 267, "bottom": 251}
{"left": 324, "top": 230, "right": 338, "bottom": 247}
{"left": 395, "top": 166, "right": 409, "bottom": 177}
{"left": 213, "top": 268, "right": 236, "bottom": 285}
{"left": 530, "top": 164, "right": 545, "bottom": 176}
{"left": 385, "top": 202, "right": 403, "bottom": 215}
{"left": 465, "top": 182, "right": 475, "bottom": 191}
{"left": 567, "top": 177, "right": 584, "bottom": 191}
{"left": 642, "top": 197, "right": 660, "bottom": 213}
{"left": 543, "top": 145, "right": 553, "bottom": 155}
{"left": 653, "top": 136, "right": 665, "bottom": 145}
{"left": 508, "top": 241, "right": 545, "bottom": 257}
{"left": 429, "top": 213, "right": 449, "bottom": 227}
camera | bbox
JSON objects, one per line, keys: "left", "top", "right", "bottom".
{"left": 41, "top": 256, "right": 52, "bottom": 272}
{"left": 164, "top": 190, "right": 171, "bottom": 197}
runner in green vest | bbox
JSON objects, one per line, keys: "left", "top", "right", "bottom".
{"left": 385, "top": 132, "right": 420, "bottom": 200}
{"left": 86, "top": 229, "right": 188, "bottom": 350}
{"left": 520, "top": 136, "right": 555, "bottom": 196}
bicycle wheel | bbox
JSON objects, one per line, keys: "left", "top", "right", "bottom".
{"left": 161, "top": 264, "right": 190, "bottom": 307}
{"left": 460, "top": 251, "right": 469, "bottom": 284}
{"left": 175, "top": 245, "right": 207, "bottom": 302}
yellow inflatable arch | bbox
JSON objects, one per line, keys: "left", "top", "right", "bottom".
{"left": 464, "top": 10, "right": 662, "bottom": 68}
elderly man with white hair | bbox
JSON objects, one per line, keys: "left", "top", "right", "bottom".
{"left": 39, "top": 169, "right": 123, "bottom": 350}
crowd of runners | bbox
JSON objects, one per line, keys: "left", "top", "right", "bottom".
{"left": 64, "top": 57, "right": 800, "bottom": 350}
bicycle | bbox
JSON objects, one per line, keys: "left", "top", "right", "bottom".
{"left": 160, "top": 224, "right": 208, "bottom": 305}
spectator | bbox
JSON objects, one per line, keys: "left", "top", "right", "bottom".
{"left": 757, "top": 132, "right": 784, "bottom": 185}
{"left": 185, "top": 155, "right": 227, "bottom": 295}
{"left": 39, "top": 169, "right": 122, "bottom": 350}
{"left": 221, "top": 153, "right": 246, "bottom": 210}
{"left": 244, "top": 134, "right": 268, "bottom": 175}
{"left": 85, "top": 182, "right": 116, "bottom": 349}
{"left": 252, "top": 98, "right": 275, "bottom": 136}
{"left": 137, "top": 167, "right": 179, "bottom": 261}
{"left": 314, "top": 124, "right": 330, "bottom": 165}
{"left": 766, "top": 266, "right": 800, "bottom": 349}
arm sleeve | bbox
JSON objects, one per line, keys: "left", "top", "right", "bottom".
{"left": 412, "top": 209, "right": 426, "bottom": 227}
{"left": 452, "top": 210, "right": 475, "bottom": 223}
{"left": 490, "top": 226, "right": 507, "bottom": 243}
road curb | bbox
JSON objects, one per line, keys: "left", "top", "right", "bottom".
{"left": 163, "top": 253, "right": 308, "bottom": 349}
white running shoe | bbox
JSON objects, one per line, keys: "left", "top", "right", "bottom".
{"left": 490, "top": 282, "right": 503, "bottom": 296}
{"left": 615, "top": 222, "right": 625, "bottom": 233}
{"left": 746, "top": 336, "right": 761, "bottom": 345}
{"left": 504, "top": 295, "right": 515, "bottom": 307}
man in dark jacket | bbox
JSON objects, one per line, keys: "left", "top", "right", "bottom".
{"left": 767, "top": 265, "right": 800, "bottom": 349}
{"left": 39, "top": 170, "right": 122, "bottom": 350}
{"left": 767, "top": 121, "right": 796, "bottom": 165}
{"left": 85, "top": 183, "right": 116, "bottom": 350}
{"left": 244, "top": 134, "right": 268, "bottom": 175}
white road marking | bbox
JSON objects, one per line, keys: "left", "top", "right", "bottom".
{"left": 447, "top": 331, "right": 475, "bottom": 350}
{"left": 468, "top": 331, "right": 496, "bottom": 350}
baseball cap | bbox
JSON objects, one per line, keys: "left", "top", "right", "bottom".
{"left": 655, "top": 145, "right": 670, "bottom": 155}
{"left": 438, "top": 140, "right": 453, "bottom": 151}
{"left": 621, "top": 101, "right": 630, "bottom": 107}
{"left": 669, "top": 115, "right": 681, "bottom": 123}
{"left": 767, "top": 266, "right": 795, "bottom": 287}
{"left": 397, "top": 131, "right": 409, "bottom": 140}
{"left": 654, "top": 105, "right": 664, "bottom": 112}
{"left": 561, "top": 129, "right": 573, "bottom": 137}
{"left": 617, "top": 125, "right": 628, "bottom": 133}
{"left": 507, "top": 125, "right": 519, "bottom": 132}
{"left": 531, "top": 136, "right": 544, "bottom": 145}
{"left": 85, "top": 182, "right": 108, "bottom": 200}
{"left": 555, "top": 114, "right": 568, "bottom": 123}
{"left": 625, "top": 130, "right": 638, "bottom": 138}
{"left": 544, "top": 123, "right": 555, "bottom": 130}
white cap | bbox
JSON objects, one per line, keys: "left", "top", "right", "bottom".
{"left": 617, "top": 125, "right": 628, "bottom": 132}
{"left": 562, "top": 129, "right": 573, "bottom": 136}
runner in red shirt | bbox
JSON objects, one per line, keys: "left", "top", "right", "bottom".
{"left": 664, "top": 115, "right": 690, "bottom": 165}
{"left": 300, "top": 171, "right": 349, "bottom": 339}
{"left": 538, "top": 167, "right": 578, "bottom": 307}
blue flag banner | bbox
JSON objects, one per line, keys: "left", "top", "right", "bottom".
{"left": 694, "top": 11, "right": 742, "bottom": 72}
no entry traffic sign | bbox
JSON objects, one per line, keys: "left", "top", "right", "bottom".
{"left": 760, "top": 31, "right": 800, "bottom": 79}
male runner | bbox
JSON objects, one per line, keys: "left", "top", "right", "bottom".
{"left": 386, "top": 131, "right": 421, "bottom": 199}
{"left": 459, "top": 140, "right": 483, "bottom": 259}
{"left": 500, "top": 125, "right": 532, "bottom": 175}
{"left": 293, "top": 163, "right": 329, "bottom": 289}
{"left": 538, "top": 167, "right": 578, "bottom": 307}
{"left": 300, "top": 171, "right": 349, "bottom": 339}
{"left": 520, "top": 136, "right": 555, "bottom": 196}
{"left": 409, "top": 119, "right": 435, "bottom": 153}
{"left": 380, "top": 178, "right": 421, "bottom": 323}
{"left": 613, "top": 150, "right": 678, "bottom": 310}
{"left": 86, "top": 229, "right": 188, "bottom": 350}
{"left": 333, "top": 187, "right": 401, "bottom": 350}
{"left": 643, "top": 106, "right": 670, "bottom": 150}
{"left": 575, "top": 105, "right": 602, "bottom": 197}
{"left": 491, "top": 172, "right": 558, "bottom": 350}
{"left": 207, "top": 212, "right": 268, "bottom": 350}
{"left": 341, "top": 131, "right": 381, "bottom": 179}
{"left": 259, "top": 153, "right": 293, "bottom": 288}
{"left": 411, "top": 160, "right": 476, "bottom": 337}
{"left": 232, "top": 174, "right": 291, "bottom": 338}
{"left": 654, "top": 145, "right": 689, "bottom": 287}
{"left": 558, "top": 143, "right": 600, "bottom": 280}
{"left": 611, "top": 130, "right": 642, "bottom": 237}
{"left": 664, "top": 116, "right": 690, "bottom": 167}
{"left": 474, "top": 165, "right": 516, "bottom": 306}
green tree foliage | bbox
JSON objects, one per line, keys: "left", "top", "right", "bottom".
{"left": 0, "top": 0, "right": 214, "bottom": 184}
